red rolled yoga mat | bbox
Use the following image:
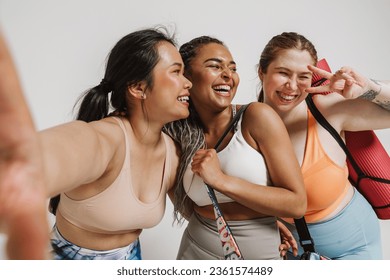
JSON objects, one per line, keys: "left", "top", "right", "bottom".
{"left": 312, "top": 59, "right": 390, "bottom": 219}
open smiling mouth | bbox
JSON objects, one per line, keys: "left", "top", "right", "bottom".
{"left": 177, "top": 96, "right": 189, "bottom": 103}
{"left": 213, "top": 85, "right": 231, "bottom": 95}
{"left": 277, "top": 91, "right": 298, "bottom": 102}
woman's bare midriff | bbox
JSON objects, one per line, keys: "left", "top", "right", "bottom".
{"left": 194, "top": 201, "right": 270, "bottom": 221}
{"left": 55, "top": 211, "right": 141, "bottom": 251}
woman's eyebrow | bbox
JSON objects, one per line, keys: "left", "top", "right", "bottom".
{"left": 275, "top": 66, "right": 311, "bottom": 75}
{"left": 204, "top": 58, "right": 236, "bottom": 65}
{"left": 170, "top": 62, "right": 184, "bottom": 67}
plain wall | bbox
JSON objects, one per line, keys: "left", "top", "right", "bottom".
{"left": 0, "top": 0, "right": 389, "bottom": 260}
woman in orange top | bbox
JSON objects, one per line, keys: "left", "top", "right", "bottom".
{"left": 258, "top": 32, "right": 390, "bottom": 259}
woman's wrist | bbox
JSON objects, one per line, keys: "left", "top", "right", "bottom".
{"left": 370, "top": 78, "right": 382, "bottom": 93}
{"left": 359, "top": 79, "right": 390, "bottom": 110}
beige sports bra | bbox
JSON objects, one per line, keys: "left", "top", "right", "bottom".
{"left": 58, "top": 117, "right": 171, "bottom": 234}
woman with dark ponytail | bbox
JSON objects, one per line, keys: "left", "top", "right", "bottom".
{"left": 0, "top": 27, "right": 191, "bottom": 259}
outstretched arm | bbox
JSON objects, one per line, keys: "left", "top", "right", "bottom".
{"left": 0, "top": 30, "right": 49, "bottom": 259}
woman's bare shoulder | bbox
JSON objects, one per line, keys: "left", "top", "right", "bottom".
{"left": 240, "top": 102, "right": 282, "bottom": 125}
{"left": 89, "top": 117, "right": 126, "bottom": 145}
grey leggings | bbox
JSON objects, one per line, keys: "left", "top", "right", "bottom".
{"left": 177, "top": 213, "right": 282, "bottom": 260}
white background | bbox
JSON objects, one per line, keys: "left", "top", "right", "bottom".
{"left": 0, "top": 0, "right": 389, "bottom": 260}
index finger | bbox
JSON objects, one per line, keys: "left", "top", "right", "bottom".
{"left": 305, "top": 85, "right": 331, "bottom": 94}
{"left": 308, "top": 64, "right": 333, "bottom": 80}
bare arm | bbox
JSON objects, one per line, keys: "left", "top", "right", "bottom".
{"left": 307, "top": 65, "right": 390, "bottom": 132}
{"left": 0, "top": 30, "right": 119, "bottom": 258}
{"left": 0, "top": 30, "right": 49, "bottom": 259}
{"left": 359, "top": 78, "right": 390, "bottom": 111}
{"left": 40, "top": 119, "right": 119, "bottom": 197}
{"left": 191, "top": 103, "right": 307, "bottom": 218}
{"left": 307, "top": 65, "right": 390, "bottom": 111}
{"left": 314, "top": 93, "right": 390, "bottom": 133}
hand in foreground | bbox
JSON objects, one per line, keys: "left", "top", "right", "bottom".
{"left": 277, "top": 220, "right": 298, "bottom": 258}
{"left": 0, "top": 30, "right": 49, "bottom": 259}
{"left": 191, "top": 149, "right": 224, "bottom": 188}
{"left": 0, "top": 141, "right": 50, "bottom": 259}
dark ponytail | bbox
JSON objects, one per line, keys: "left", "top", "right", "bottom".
{"left": 49, "top": 27, "right": 177, "bottom": 215}
{"left": 75, "top": 79, "right": 112, "bottom": 122}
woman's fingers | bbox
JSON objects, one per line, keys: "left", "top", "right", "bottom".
{"left": 307, "top": 64, "right": 333, "bottom": 80}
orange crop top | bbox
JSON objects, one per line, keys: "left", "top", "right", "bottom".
{"left": 58, "top": 117, "right": 171, "bottom": 234}
{"left": 290, "top": 110, "right": 349, "bottom": 223}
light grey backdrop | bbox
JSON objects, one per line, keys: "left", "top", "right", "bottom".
{"left": 0, "top": 0, "right": 389, "bottom": 259}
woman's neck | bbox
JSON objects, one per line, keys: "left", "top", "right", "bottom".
{"left": 199, "top": 105, "right": 233, "bottom": 147}
{"left": 127, "top": 116, "right": 163, "bottom": 147}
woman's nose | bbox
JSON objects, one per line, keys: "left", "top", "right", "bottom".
{"left": 222, "top": 67, "right": 232, "bottom": 79}
{"left": 286, "top": 78, "right": 298, "bottom": 90}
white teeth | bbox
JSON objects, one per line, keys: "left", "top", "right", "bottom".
{"left": 213, "top": 85, "right": 231, "bottom": 91}
{"left": 279, "top": 92, "right": 296, "bottom": 101}
{"left": 177, "top": 96, "right": 189, "bottom": 102}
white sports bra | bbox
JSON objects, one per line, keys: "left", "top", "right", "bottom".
{"left": 183, "top": 112, "right": 271, "bottom": 206}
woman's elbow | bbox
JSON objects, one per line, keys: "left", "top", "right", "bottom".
{"left": 291, "top": 193, "right": 307, "bottom": 218}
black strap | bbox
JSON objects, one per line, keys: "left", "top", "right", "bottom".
{"left": 306, "top": 95, "right": 390, "bottom": 211}
{"left": 311, "top": 77, "right": 328, "bottom": 87}
{"left": 205, "top": 104, "right": 250, "bottom": 259}
{"left": 305, "top": 94, "right": 365, "bottom": 178}
{"left": 298, "top": 94, "right": 365, "bottom": 252}
{"left": 293, "top": 217, "right": 316, "bottom": 253}
{"left": 206, "top": 104, "right": 250, "bottom": 200}
{"left": 214, "top": 104, "right": 249, "bottom": 151}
